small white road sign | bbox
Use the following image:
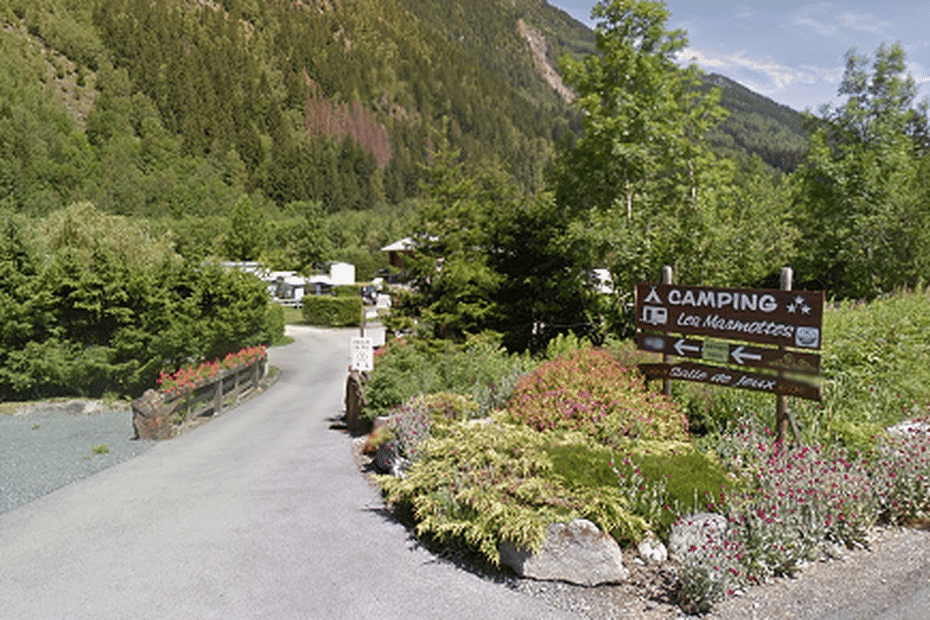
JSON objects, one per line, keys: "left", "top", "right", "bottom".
{"left": 350, "top": 337, "right": 374, "bottom": 372}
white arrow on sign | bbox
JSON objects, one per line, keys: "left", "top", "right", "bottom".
{"left": 731, "top": 345, "right": 762, "bottom": 366}
{"left": 674, "top": 338, "right": 700, "bottom": 357}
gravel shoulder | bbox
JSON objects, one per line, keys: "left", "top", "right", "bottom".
{"left": 514, "top": 526, "right": 930, "bottom": 620}
{"left": 0, "top": 399, "right": 154, "bottom": 514}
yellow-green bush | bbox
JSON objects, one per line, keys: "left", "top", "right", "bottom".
{"left": 380, "top": 420, "right": 652, "bottom": 564}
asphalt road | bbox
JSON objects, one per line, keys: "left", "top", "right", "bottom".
{"left": 0, "top": 326, "right": 577, "bottom": 620}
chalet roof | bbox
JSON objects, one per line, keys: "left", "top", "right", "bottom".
{"left": 380, "top": 237, "right": 416, "bottom": 253}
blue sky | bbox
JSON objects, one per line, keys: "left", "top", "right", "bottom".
{"left": 549, "top": 1, "right": 930, "bottom": 113}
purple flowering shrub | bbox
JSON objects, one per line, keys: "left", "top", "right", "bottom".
{"left": 389, "top": 392, "right": 478, "bottom": 462}
{"left": 677, "top": 412, "right": 930, "bottom": 613}
{"left": 868, "top": 416, "right": 930, "bottom": 525}
{"left": 505, "top": 348, "right": 689, "bottom": 445}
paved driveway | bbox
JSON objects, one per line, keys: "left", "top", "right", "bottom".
{"left": 0, "top": 326, "right": 577, "bottom": 620}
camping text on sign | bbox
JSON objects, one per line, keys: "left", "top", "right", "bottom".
{"left": 635, "top": 283, "right": 824, "bottom": 350}
{"left": 635, "top": 282, "right": 824, "bottom": 401}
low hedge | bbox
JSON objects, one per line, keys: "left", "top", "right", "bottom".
{"left": 333, "top": 284, "right": 363, "bottom": 298}
{"left": 302, "top": 296, "right": 362, "bottom": 327}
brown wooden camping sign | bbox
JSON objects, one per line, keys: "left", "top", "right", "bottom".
{"left": 635, "top": 282, "right": 824, "bottom": 400}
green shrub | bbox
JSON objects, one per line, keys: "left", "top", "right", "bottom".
{"left": 364, "top": 338, "right": 439, "bottom": 419}
{"left": 381, "top": 420, "right": 565, "bottom": 564}
{"left": 301, "top": 296, "right": 362, "bottom": 327}
{"left": 506, "top": 347, "right": 689, "bottom": 444}
{"left": 544, "top": 441, "right": 662, "bottom": 542}
{"left": 415, "top": 392, "right": 480, "bottom": 422}
{"left": 435, "top": 335, "right": 533, "bottom": 416}
{"left": 387, "top": 392, "right": 479, "bottom": 462}
{"left": 546, "top": 440, "right": 737, "bottom": 539}
{"left": 1, "top": 206, "right": 278, "bottom": 400}
{"left": 363, "top": 334, "right": 533, "bottom": 420}
{"left": 380, "top": 421, "right": 652, "bottom": 565}
{"left": 543, "top": 331, "right": 592, "bottom": 359}
{"left": 333, "top": 284, "right": 363, "bottom": 298}
{"left": 379, "top": 416, "right": 736, "bottom": 565}
{"left": 264, "top": 303, "right": 287, "bottom": 345}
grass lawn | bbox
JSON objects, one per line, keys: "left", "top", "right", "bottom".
{"left": 281, "top": 305, "right": 305, "bottom": 325}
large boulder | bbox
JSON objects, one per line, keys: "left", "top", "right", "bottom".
{"left": 499, "top": 518, "right": 629, "bottom": 586}
{"left": 132, "top": 389, "right": 172, "bottom": 440}
{"left": 668, "top": 512, "right": 729, "bottom": 563}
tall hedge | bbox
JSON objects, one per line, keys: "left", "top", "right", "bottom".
{"left": 0, "top": 204, "right": 282, "bottom": 400}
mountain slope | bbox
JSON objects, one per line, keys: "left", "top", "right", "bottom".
{"left": 705, "top": 73, "right": 809, "bottom": 173}
{"left": 0, "top": 0, "right": 808, "bottom": 220}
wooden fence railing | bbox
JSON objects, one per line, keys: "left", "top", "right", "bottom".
{"left": 133, "top": 358, "right": 266, "bottom": 440}
{"left": 163, "top": 357, "right": 265, "bottom": 422}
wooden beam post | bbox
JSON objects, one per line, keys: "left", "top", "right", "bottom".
{"left": 214, "top": 371, "right": 224, "bottom": 416}
{"left": 776, "top": 266, "right": 792, "bottom": 443}
{"left": 661, "top": 265, "right": 673, "bottom": 398}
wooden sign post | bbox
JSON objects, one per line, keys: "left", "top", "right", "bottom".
{"left": 635, "top": 267, "right": 823, "bottom": 443}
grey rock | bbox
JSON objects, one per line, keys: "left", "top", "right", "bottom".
{"left": 373, "top": 441, "right": 397, "bottom": 474}
{"left": 499, "top": 518, "right": 629, "bottom": 586}
{"left": 637, "top": 532, "right": 668, "bottom": 564}
{"left": 668, "top": 512, "right": 729, "bottom": 563}
{"left": 390, "top": 456, "right": 411, "bottom": 479}
{"left": 885, "top": 420, "right": 930, "bottom": 439}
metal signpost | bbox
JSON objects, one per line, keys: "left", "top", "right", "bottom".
{"left": 635, "top": 268, "right": 824, "bottom": 442}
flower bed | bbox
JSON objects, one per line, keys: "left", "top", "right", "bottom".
{"left": 157, "top": 346, "right": 268, "bottom": 395}
{"left": 676, "top": 411, "right": 930, "bottom": 613}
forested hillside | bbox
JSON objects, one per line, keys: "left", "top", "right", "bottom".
{"left": 704, "top": 73, "right": 809, "bottom": 173}
{"left": 2, "top": 0, "right": 928, "bottom": 399}
{"left": 1, "top": 0, "right": 809, "bottom": 222}
{"left": 0, "top": 0, "right": 582, "bottom": 219}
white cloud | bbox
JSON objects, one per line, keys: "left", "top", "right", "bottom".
{"left": 679, "top": 46, "right": 848, "bottom": 109}
{"left": 909, "top": 61, "right": 930, "bottom": 87}
{"left": 796, "top": 63, "right": 846, "bottom": 86}
{"left": 791, "top": 4, "right": 890, "bottom": 38}
{"left": 792, "top": 14, "right": 837, "bottom": 36}
{"left": 839, "top": 12, "right": 891, "bottom": 34}
{"left": 680, "top": 47, "right": 823, "bottom": 90}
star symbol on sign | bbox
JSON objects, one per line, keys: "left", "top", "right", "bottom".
{"left": 787, "top": 295, "right": 812, "bottom": 314}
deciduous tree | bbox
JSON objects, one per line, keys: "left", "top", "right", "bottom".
{"left": 552, "top": 0, "right": 742, "bottom": 334}
{"left": 793, "top": 43, "right": 930, "bottom": 298}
